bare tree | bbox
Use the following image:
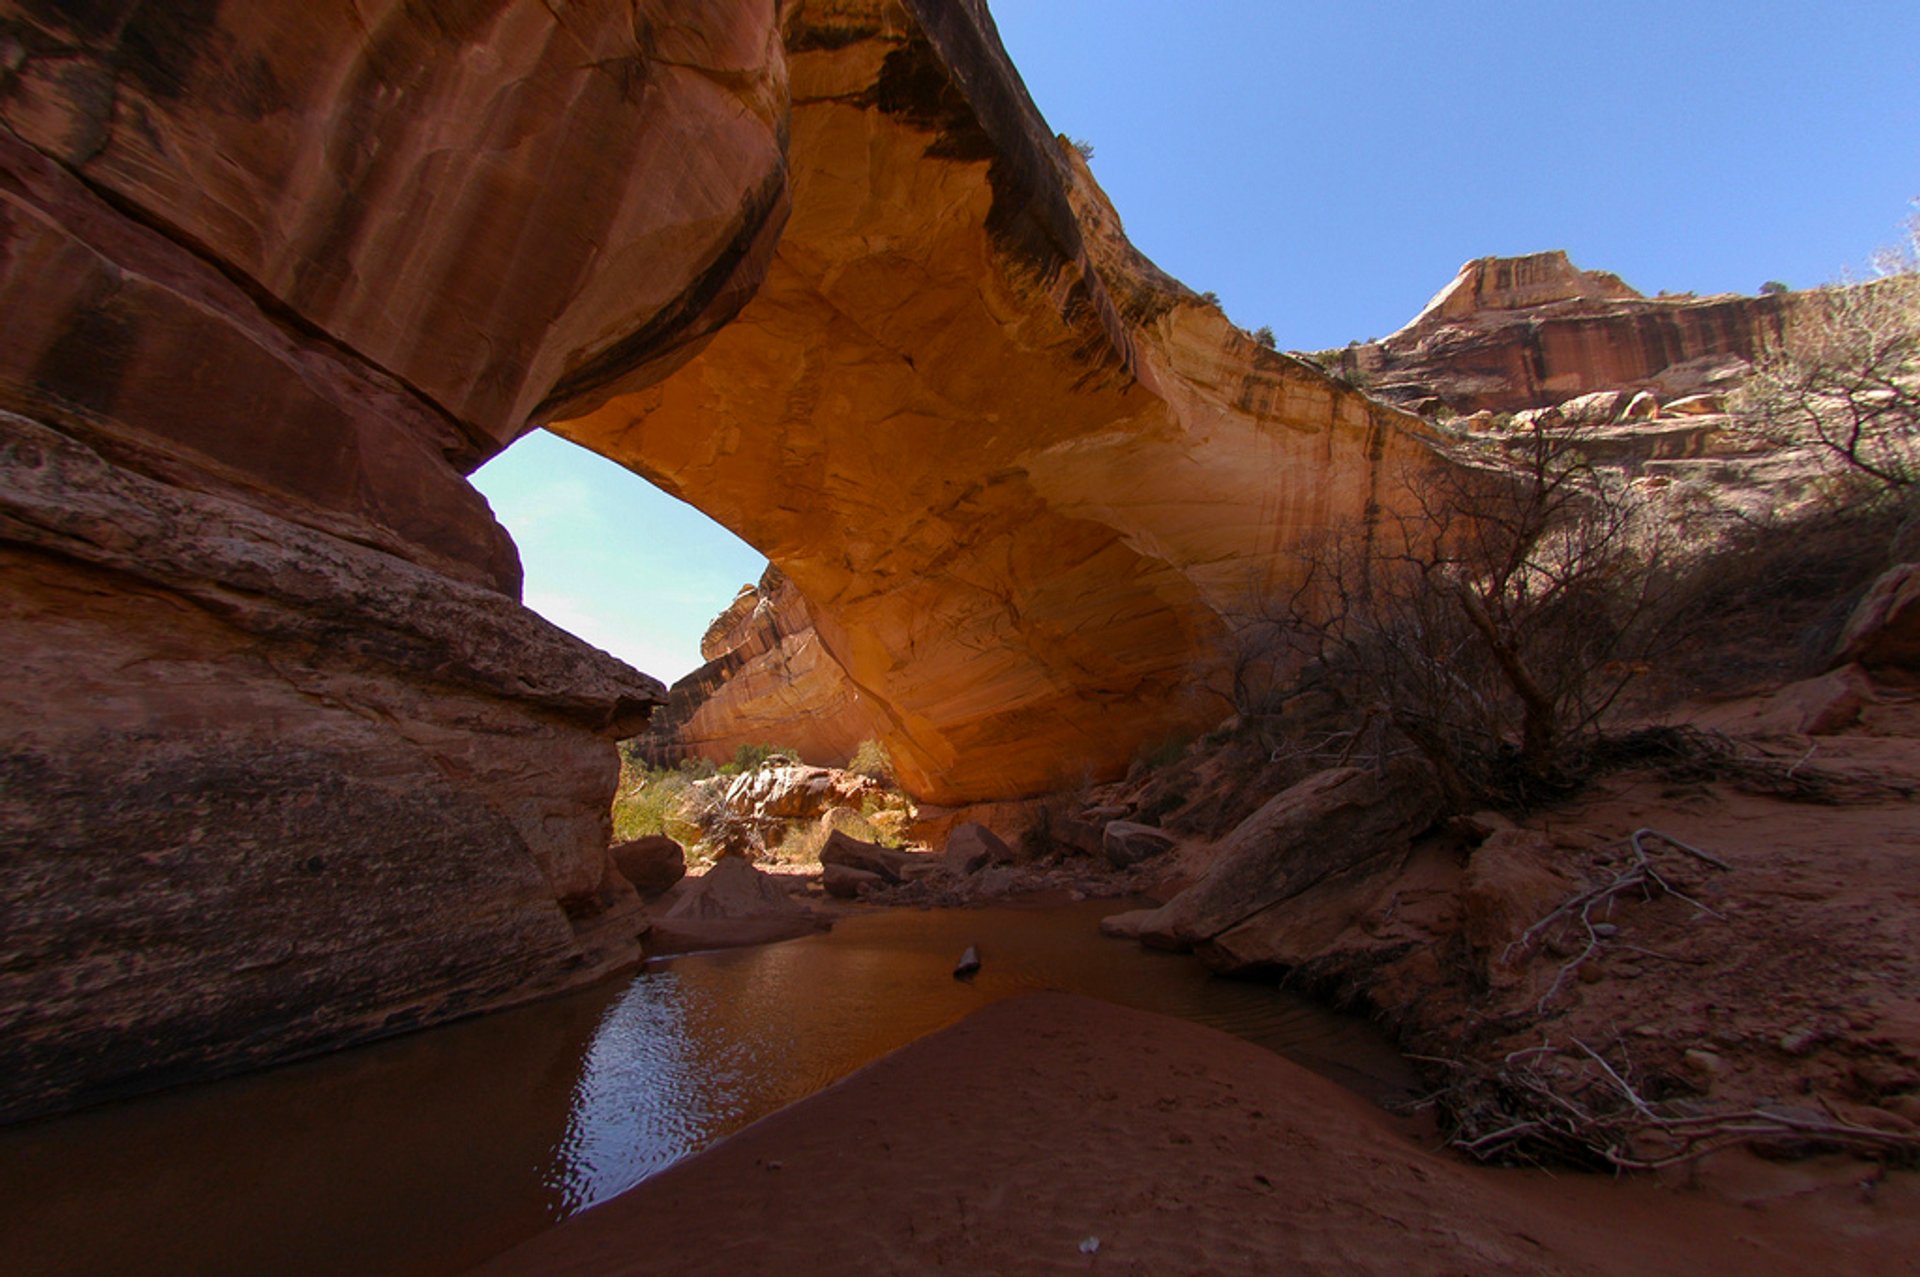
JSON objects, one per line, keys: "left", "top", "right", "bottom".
{"left": 1233, "top": 426, "right": 1671, "bottom": 809}
{"left": 1737, "top": 215, "right": 1920, "bottom": 490}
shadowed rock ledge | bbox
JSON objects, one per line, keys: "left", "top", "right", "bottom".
{"left": 0, "top": 0, "right": 782, "bottom": 1121}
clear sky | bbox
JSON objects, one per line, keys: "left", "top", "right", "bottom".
{"left": 474, "top": 0, "right": 1920, "bottom": 684}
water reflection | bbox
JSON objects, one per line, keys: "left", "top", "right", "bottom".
{"left": 1, "top": 901, "right": 1415, "bottom": 1277}
{"left": 541, "top": 901, "right": 1417, "bottom": 1216}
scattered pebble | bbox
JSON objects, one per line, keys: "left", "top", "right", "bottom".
{"left": 1079, "top": 1236, "right": 1101, "bottom": 1255}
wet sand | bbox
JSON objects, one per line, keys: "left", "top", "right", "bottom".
{"left": 475, "top": 991, "right": 1919, "bottom": 1277}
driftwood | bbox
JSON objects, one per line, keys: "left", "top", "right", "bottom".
{"left": 1506, "top": 827, "right": 1731, "bottom": 1014}
{"left": 1420, "top": 1037, "right": 1920, "bottom": 1171}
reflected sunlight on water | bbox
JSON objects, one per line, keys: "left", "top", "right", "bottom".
{"left": 541, "top": 901, "right": 1416, "bottom": 1216}
{"left": 0, "top": 900, "right": 1415, "bottom": 1277}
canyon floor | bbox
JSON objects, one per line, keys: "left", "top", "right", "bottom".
{"left": 478, "top": 674, "right": 1920, "bottom": 1275}
{"left": 474, "top": 993, "right": 1919, "bottom": 1277}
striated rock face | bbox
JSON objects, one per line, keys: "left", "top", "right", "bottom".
{"left": 633, "top": 566, "right": 881, "bottom": 769}
{"left": 1357, "top": 252, "right": 1791, "bottom": 414}
{"left": 0, "top": 0, "right": 788, "bottom": 1120}
{"left": 564, "top": 0, "right": 1439, "bottom": 803}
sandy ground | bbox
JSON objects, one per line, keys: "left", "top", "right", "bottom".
{"left": 471, "top": 992, "right": 1919, "bottom": 1277}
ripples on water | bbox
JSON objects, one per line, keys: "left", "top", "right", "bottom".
{"left": 0, "top": 900, "right": 1416, "bottom": 1277}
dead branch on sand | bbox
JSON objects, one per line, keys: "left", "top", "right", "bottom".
{"left": 1506, "top": 827, "right": 1731, "bottom": 1014}
{"left": 1423, "top": 1037, "right": 1920, "bottom": 1171}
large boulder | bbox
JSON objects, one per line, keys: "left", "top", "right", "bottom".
{"left": 646, "top": 858, "right": 825, "bottom": 954}
{"left": 1835, "top": 563, "right": 1920, "bottom": 674}
{"left": 822, "top": 863, "right": 885, "bottom": 900}
{"left": 724, "top": 765, "right": 877, "bottom": 823}
{"left": 944, "top": 822, "right": 1015, "bottom": 874}
{"left": 1099, "top": 764, "right": 1441, "bottom": 952}
{"left": 610, "top": 836, "right": 687, "bottom": 900}
{"left": 1102, "top": 821, "right": 1177, "bottom": 869}
{"left": 820, "top": 830, "right": 917, "bottom": 884}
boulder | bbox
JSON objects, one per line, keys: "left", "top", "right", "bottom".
{"left": 610, "top": 835, "right": 687, "bottom": 900}
{"left": 944, "top": 822, "right": 1015, "bottom": 874}
{"left": 822, "top": 863, "right": 884, "bottom": 900}
{"left": 1099, "top": 764, "right": 1441, "bottom": 952}
{"left": 1664, "top": 393, "right": 1727, "bottom": 416}
{"left": 1834, "top": 563, "right": 1920, "bottom": 674}
{"left": 820, "top": 830, "right": 916, "bottom": 884}
{"left": 1555, "top": 390, "right": 1630, "bottom": 426}
{"left": 722, "top": 763, "right": 880, "bottom": 823}
{"left": 1622, "top": 390, "right": 1662, "bottom": 420}
{"left": 646, "top": 857, "right": 825, "bottom": 954}
{"left": 1102, "top": 821, "right": 1177, "bottom": 869}
{"left": 1458, "top": 830, "right": 1572, "bottom": 987}
{"left": 664, "top": 857, "right": 803, "bottom": 922}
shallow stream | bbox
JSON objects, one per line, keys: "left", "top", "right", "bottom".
{"left": 0, "top": 900, "right": 1416, "bottom": 1276}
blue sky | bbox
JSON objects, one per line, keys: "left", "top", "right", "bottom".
{"left": 475, "top": 0, "right": 1920, "bottom": 683}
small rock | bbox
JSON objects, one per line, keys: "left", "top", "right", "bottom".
{"left": 1778, "top": 1026, "right": 1824, "bottom": 1056}
{"left": 1683, "top": 1048, "right": 1724, "bottom": 1078}
{"left": 1078, "top": 1237, "right": 1100, "bottom": 1255}
{"left": 953, "top": 944, "right": 980, "bottom": 979}
{"left": 973, "top": 866, "right": 1017, "bottom": 897}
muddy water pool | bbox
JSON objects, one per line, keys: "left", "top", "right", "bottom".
{"left": 0, "top": 900, "right": 1416, "bottom": 1276}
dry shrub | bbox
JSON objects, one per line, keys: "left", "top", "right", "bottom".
{"left": 1236, "top": 426, "right": 1674, "bottom": 811}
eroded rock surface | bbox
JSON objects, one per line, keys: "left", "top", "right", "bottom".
{"left": 1353, "top": 252, "right": 1791, "bottom": 415}
{"left": 633, "top": 567, "right": 881, "bottom": 770}
{"left": 0, "top": 0, "right": 786, "bottom": 1120}
{"left": 559, "top": 0, "right": 1441, "bottom": 803}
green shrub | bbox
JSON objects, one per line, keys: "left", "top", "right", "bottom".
{"left": 611, "top": 762, "right": 691, "bottom": 842}
{"left": 730, "top": 742, "right": 799, "bottom": 773}
{"left": 848, "top": 736, "right": 895, "bottom": 783}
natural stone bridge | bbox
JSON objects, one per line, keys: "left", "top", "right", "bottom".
{"left": 0, "top": 0, "right": 1430, "bottom": 1119}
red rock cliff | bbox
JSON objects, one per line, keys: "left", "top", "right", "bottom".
{"left": 0, "top": 0, "right": 787, "bottom": 1121}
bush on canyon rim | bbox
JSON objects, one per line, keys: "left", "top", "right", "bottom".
{"left": 1737, "top": 214, "right": 1920, "bottom": 492}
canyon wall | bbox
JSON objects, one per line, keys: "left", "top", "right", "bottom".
{"left": 634, "top": 566, "right": 882, "bottom": 770}
{"left": 1360, "top": 251, "right": 1791, "bottom": 413}
{"left": 0, "top": 0, "right": 788, "bottom": 1120}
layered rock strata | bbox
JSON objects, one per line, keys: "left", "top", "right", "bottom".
{"left": 0, "top": 0, "right": 787, "bottom": 1120}
{"left": 632, "top": 566, "right": 881, "bottom": 769}
{"left": 1352, "top": 252, "right": 1791, "bottom": 414}
{"left": 562, "top": 0, "right": 1439, "bottom": 801}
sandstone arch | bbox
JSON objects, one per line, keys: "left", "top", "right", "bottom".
{"left": 0, "top": 0, "right": 1431, "bottom": 1119}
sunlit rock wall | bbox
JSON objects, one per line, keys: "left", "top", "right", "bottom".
{"left": 560, "top": 0, "right": 1439, "bottom": 803}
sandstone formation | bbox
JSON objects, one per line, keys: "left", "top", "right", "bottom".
{"left": 556, "top": 0, "right": 1441, "bottom": 803}
{"left": 2, "top": 0, "right": 1449, "bottom": 1121}
{"left": 1352, "top": 252, "right": 1792, "bottom": 414}
{"left": 610, "top": 835, "right": 688, "bottom": 900}
{"left": 1100, "top": 764, "right": 1441, "bottom": 956}
{"left": 631, "top": 566, "right": 881, "bottom": 770}
{"left": 0, "top": 0, "right": 788, "bottom": 1120}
